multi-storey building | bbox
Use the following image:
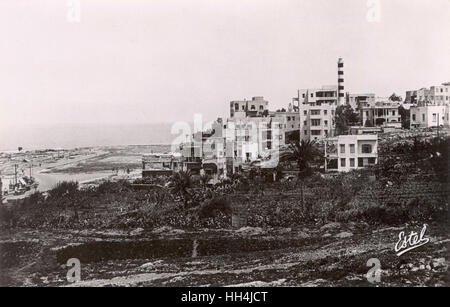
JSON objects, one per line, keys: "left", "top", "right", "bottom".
{"left": 293, "top": 86, "right": 338, "bottom": 141}
{"left": 230, "top": 96, "right": 269, "bottom": 118}
{"left": 360, "top": 101, "right": 401, "bottom": 128}
{"left": 405, "top": 82, "right": 450, "bottom": 106}
{"left": 226, "top": 116, "right": 282, "bottom": 164}
{"left": 325, "top": 135, "right": 378, "bottom": 172}
{"left": 347, "top": 93, "right": 375, "bottom": 111}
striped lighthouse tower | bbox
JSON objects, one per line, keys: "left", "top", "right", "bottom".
{"left": 338, "top": 58, "right": 345, "bottom": 105}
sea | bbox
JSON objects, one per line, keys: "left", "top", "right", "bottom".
{"left": 0, "top": 123, "right": 179, "bottom": 151}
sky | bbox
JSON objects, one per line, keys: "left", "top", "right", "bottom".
{"left": 0, "top": 0, "right": 449, "bottom": 131}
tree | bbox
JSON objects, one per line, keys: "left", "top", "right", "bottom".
{"left": 335, "top": 105, "right": 359, "bottom": 135}
{"left": 199, "top": 173, "right": 212, "bottom": 187}
{"left": 280, "top": 140, "right": 320, "bottom": 218}
{"left": 365, "top": 119, "right": 374, "bottom": 127}
{"left": 375, "top": 118, "right": 386, "bottom": 126}
{"left": 47, "top": 181, "right": 81, "bottom": 222}
{"left": 18, "top": 147, "right": 23, "bottom": 152}
{"left": 389, "top": 93, "right": 402, "bottom": 102}
{"left": 168, "top": 171, "right": 193, "bottom": 208}
{"left": 398, "top": 105, "right": 410, "bottom": 129}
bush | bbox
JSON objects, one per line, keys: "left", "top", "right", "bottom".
{"left": 198, "top": 196, "right": 232, "bottom": 219}
{"left": 47, "top": 181, "right": 79, "bottom": 200}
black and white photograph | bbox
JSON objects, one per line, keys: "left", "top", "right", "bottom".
{"left": 0, "top": 0, "right": 449, "bottom": 292}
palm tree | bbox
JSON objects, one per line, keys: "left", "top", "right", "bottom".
{"left": 168, "top": 170, "right": 193, "bottom": 207}
{"left": 199, "top": 173, "right": 212, "bottom": 187}
{"left": 280, "top": 139, "right": 320, "bottom": 216}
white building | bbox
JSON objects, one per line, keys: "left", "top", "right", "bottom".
{"left": 347, "top": 93, "right": 375, "bottom": 111}
{"left": 229, "top": 96, "right": 269, "bottom": 119}
{"left": 410, "top": 105, "right": 449, "bottom": 128}
{"left": 360, "top": 101, "right": 402, "bottom": 128}
{"left": 293, "top": 86, "right": 338, "bottom": 141}
{"left": 226, "top": 116, "right": 282, "bottom": 165}
{"left": 325, "top": 135, "right": 378, "bottom": 172}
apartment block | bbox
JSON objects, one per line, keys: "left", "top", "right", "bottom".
{"left": 405, "top": 82, "right": 450, "bottom": 106}
{"left": 293, "top": 86, "right": 337, "bottom": 141}
{"left": 325, "top": 135, "right": 378, "bottom": 172}
{"left": 230, "top": 96, "right": 269, "bottom": 118}
{"left": 347, "top": 93, "right": 375, "bottom": 111}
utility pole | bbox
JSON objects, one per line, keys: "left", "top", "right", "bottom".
{"left": 14, "top": 164, "right": 18, "bottom": 186}
{"left": 437, "top": 113, "right": 440, "bottom": 139}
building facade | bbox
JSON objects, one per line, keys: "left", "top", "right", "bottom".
{"left": 360, "top": 101, "right": 402, "bottom": 128}
{"left": 347, "top": 93, "right": 375, "bottom": 111}
{"left": 325, "top": 135, "right": 378, "bottom": 172}
{"left": 230, "top": 96, "right": 269, "bottom": 119}
{"left": 405, "top": 82, "right": 450, "bottom": 106}
{"left": 293, "top": 86, "right": 338, "bottom": 141}
{"left": 410, "top": 105, "right": 449, "bottom": 128}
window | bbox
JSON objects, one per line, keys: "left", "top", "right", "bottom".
{"left": 259, "top": 105, "right": 264, "bottom": 110}
{"left": 324, "top": 120, "right": 328, "bottom": 126}
{"left": 392, "top": 111, "right": 396, "bottom": 116}
{"left": 358, "top": 158, "right": 363, "bottom": 167}
{"left": 432, "top": 113, "right": 437, "bottom": 122}
{"left": 311, "top": 110, "right": 321, "bottom": 115}
{"left": 304, "top": 111, "right": 307, "bottom": 116}
{"left": 311, "top": 130, "right": 321, "bottom": 136}
{"left": 287, "top": 116, "right": 291, "bottom": 121}
{"left": 341, "top": 158, "right": 346, "bottom": 167}
{"left": 251, "top": 105, "right": 256, "bottom": 110}
{"left": 340, "top": 144, "right": 345, "bottom": 154}
{"left": 350, "top": 158, "right": 355, "bottom": 167}
{"left": 324, "top": 110, "right": 327, "bottom": 115}
{"left": 311, "top": 93, "right": 314, "bottom": 98}
{"left": 368, "top": 158, "right": 376, "bottom": 164}
{"left": 361, "top": 144, "right": 372, "bottom": 154}
{"left": 350, "top": 144, "right": 355, "bottom": 153}
{"left": 412, "top": 114, "right": 416, "bottom": 121}
{"left": 311, "top": 119, "right": 321, "bottom": 126}
{"left": 235, "top": 103, "right": 239, "bottom": 111}
{"left": 304, "top": 121, "right": 307, "bottom": 126}
{"left": 302, "top": 94, "right": 305, "bottom": 98}
{"left": 422, "top": 114, "right": 425, "bottom": 122}
{"left": 304, "top": 130, "right": 308, "bottom": 135}
{"left": 324, "top": 130, "right": 328, "bottom": 136}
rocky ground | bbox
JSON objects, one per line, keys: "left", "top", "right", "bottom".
{"left": 1, "top": 222, "right": 448, "bottom": 287}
